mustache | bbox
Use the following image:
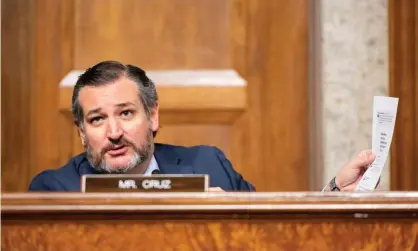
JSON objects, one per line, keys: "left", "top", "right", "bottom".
{"left": 101, "top": 137, "right": 136, "bottom": 155}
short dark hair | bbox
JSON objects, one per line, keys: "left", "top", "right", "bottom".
{"left": 71, "top": 60, "right": 159, "bottom": 137}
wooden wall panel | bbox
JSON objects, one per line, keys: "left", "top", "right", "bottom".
{"left": 389, "top": 0, "right": 418, "bottom": 190}
{"left": 1, "top": 0, "right": 74, "bottom": 192}
{"left": 74, "top": 0, "right": 232, "bottom": 69}
{"left": 231, "top": 0, "right": 309, "bottom": 191}
{"left": 1, "top": 0, "right": 35, "bottom": 192}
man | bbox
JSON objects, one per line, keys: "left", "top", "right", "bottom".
{"left": 29, "top": 61, "right": 376, "bottom": 192}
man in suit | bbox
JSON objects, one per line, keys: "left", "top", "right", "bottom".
{"left": 29, "top": 61, "right": 376, "bottom": 192}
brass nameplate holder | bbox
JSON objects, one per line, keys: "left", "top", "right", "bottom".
{"left": 81, "top": 174, "right": 209, "bottom": 192}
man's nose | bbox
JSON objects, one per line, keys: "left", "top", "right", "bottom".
{"left": 106, "top": 118, "right": 123, "bottom": 140}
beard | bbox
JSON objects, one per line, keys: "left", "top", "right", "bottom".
{"left": 83, "top": 127, "right": 153, "bottom": 174}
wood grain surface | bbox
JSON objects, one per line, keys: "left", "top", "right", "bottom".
{"left": 388, "top": 0, "right": 418, "bottom": 191}
{"left": 3, "top": 192, "right": 418, "bottom": 212}
{"left": 1, "top": 0, "right": 75, "bottom": 192}
{"left": 2, "top": 192, "right": 418, "bottom": 251}
{"left": 74, "top": 0, "right": 232, "bottom": 69}
{"left": 231, "top": 0, "right": 310, "bottom": 191}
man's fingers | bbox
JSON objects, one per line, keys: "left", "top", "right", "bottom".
{"left": 352, "top": 149, "right": 376, "bottom": 168}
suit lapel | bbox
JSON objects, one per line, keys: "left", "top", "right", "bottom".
{"left": 154, "top": 143, "right": 194, "bottom": 174}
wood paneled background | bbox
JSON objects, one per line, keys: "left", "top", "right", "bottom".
{"left": 388, "top": 0, "right": 418, "bottom": 191}
{"left": 2, "top": 0, "right": 310, "bottom": 192}
{"left": 3, "top": 0, "right": 417, "bottom": 192}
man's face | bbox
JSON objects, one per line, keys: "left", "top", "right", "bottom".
{"left": 77, "top": 77, "right": 159, "bottom": 173}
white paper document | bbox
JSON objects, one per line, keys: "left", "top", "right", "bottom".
{"left": 356, "top": 96, "right": 399, "bottom": 191}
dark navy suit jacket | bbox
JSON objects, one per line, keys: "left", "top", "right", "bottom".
{"left": 29, "top": 143, "right": 255, "bottom": 191}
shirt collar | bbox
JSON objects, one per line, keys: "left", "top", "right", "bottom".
{"left": 143, "top": 155, "right": 160, "bottom": 175}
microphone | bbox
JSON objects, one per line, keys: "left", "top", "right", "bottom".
{"left": 151, "top": 169, "right": 161, "bottom": 175}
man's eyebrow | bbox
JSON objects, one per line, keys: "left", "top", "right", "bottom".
{"left": 116, "top": 102, "right": 136, "bottom": 108}
{"left": 86, "top": 108, "right": 101, "bottom": 117}
{"left": 85, "top": 103, "right": 136, "bottom": 117}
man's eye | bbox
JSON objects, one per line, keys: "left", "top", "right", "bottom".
{"left": 90, "top": 117, "right": 103, "bottom": 124}
{"left": 121, "top": 110, "right": 133, "bottom": 117}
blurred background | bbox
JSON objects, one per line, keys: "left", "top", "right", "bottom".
{"left": 1, "top": 0, "right": 417, "bottom": 192}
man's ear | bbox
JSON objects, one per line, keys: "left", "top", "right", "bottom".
{"left": 150, "top": 102, "right": 159, "bottom": 133}
{"left": 77, "top": 126, "right": 86, "bottom": 146}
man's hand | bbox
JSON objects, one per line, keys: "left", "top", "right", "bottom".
{"left": 332, "top": 149, "right": 376, "bottom": 191}
{"left": 208, "top": 187, "right": 225, "bottom": 192}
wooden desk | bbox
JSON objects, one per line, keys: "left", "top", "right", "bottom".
{"left": 2, "top": 192, "right": 418, "bottom": 251}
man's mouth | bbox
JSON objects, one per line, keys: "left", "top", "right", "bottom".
{"left": 107, "top": 145, "right": 128, "bottom": 156}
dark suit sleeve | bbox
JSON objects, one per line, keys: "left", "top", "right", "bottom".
{"left": 28, "top": 170, "right": 65, "bottom": 191}
{"left": 214, "top": 147, "right": 256, "bottom": 191}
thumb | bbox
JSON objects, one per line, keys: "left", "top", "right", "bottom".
{"left": 350, "top": 149, "right": 376, "bottom": 168}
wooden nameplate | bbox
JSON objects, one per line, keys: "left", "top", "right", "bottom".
{"left": 81, "top": 174, "right": 209, "bottom": 192}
